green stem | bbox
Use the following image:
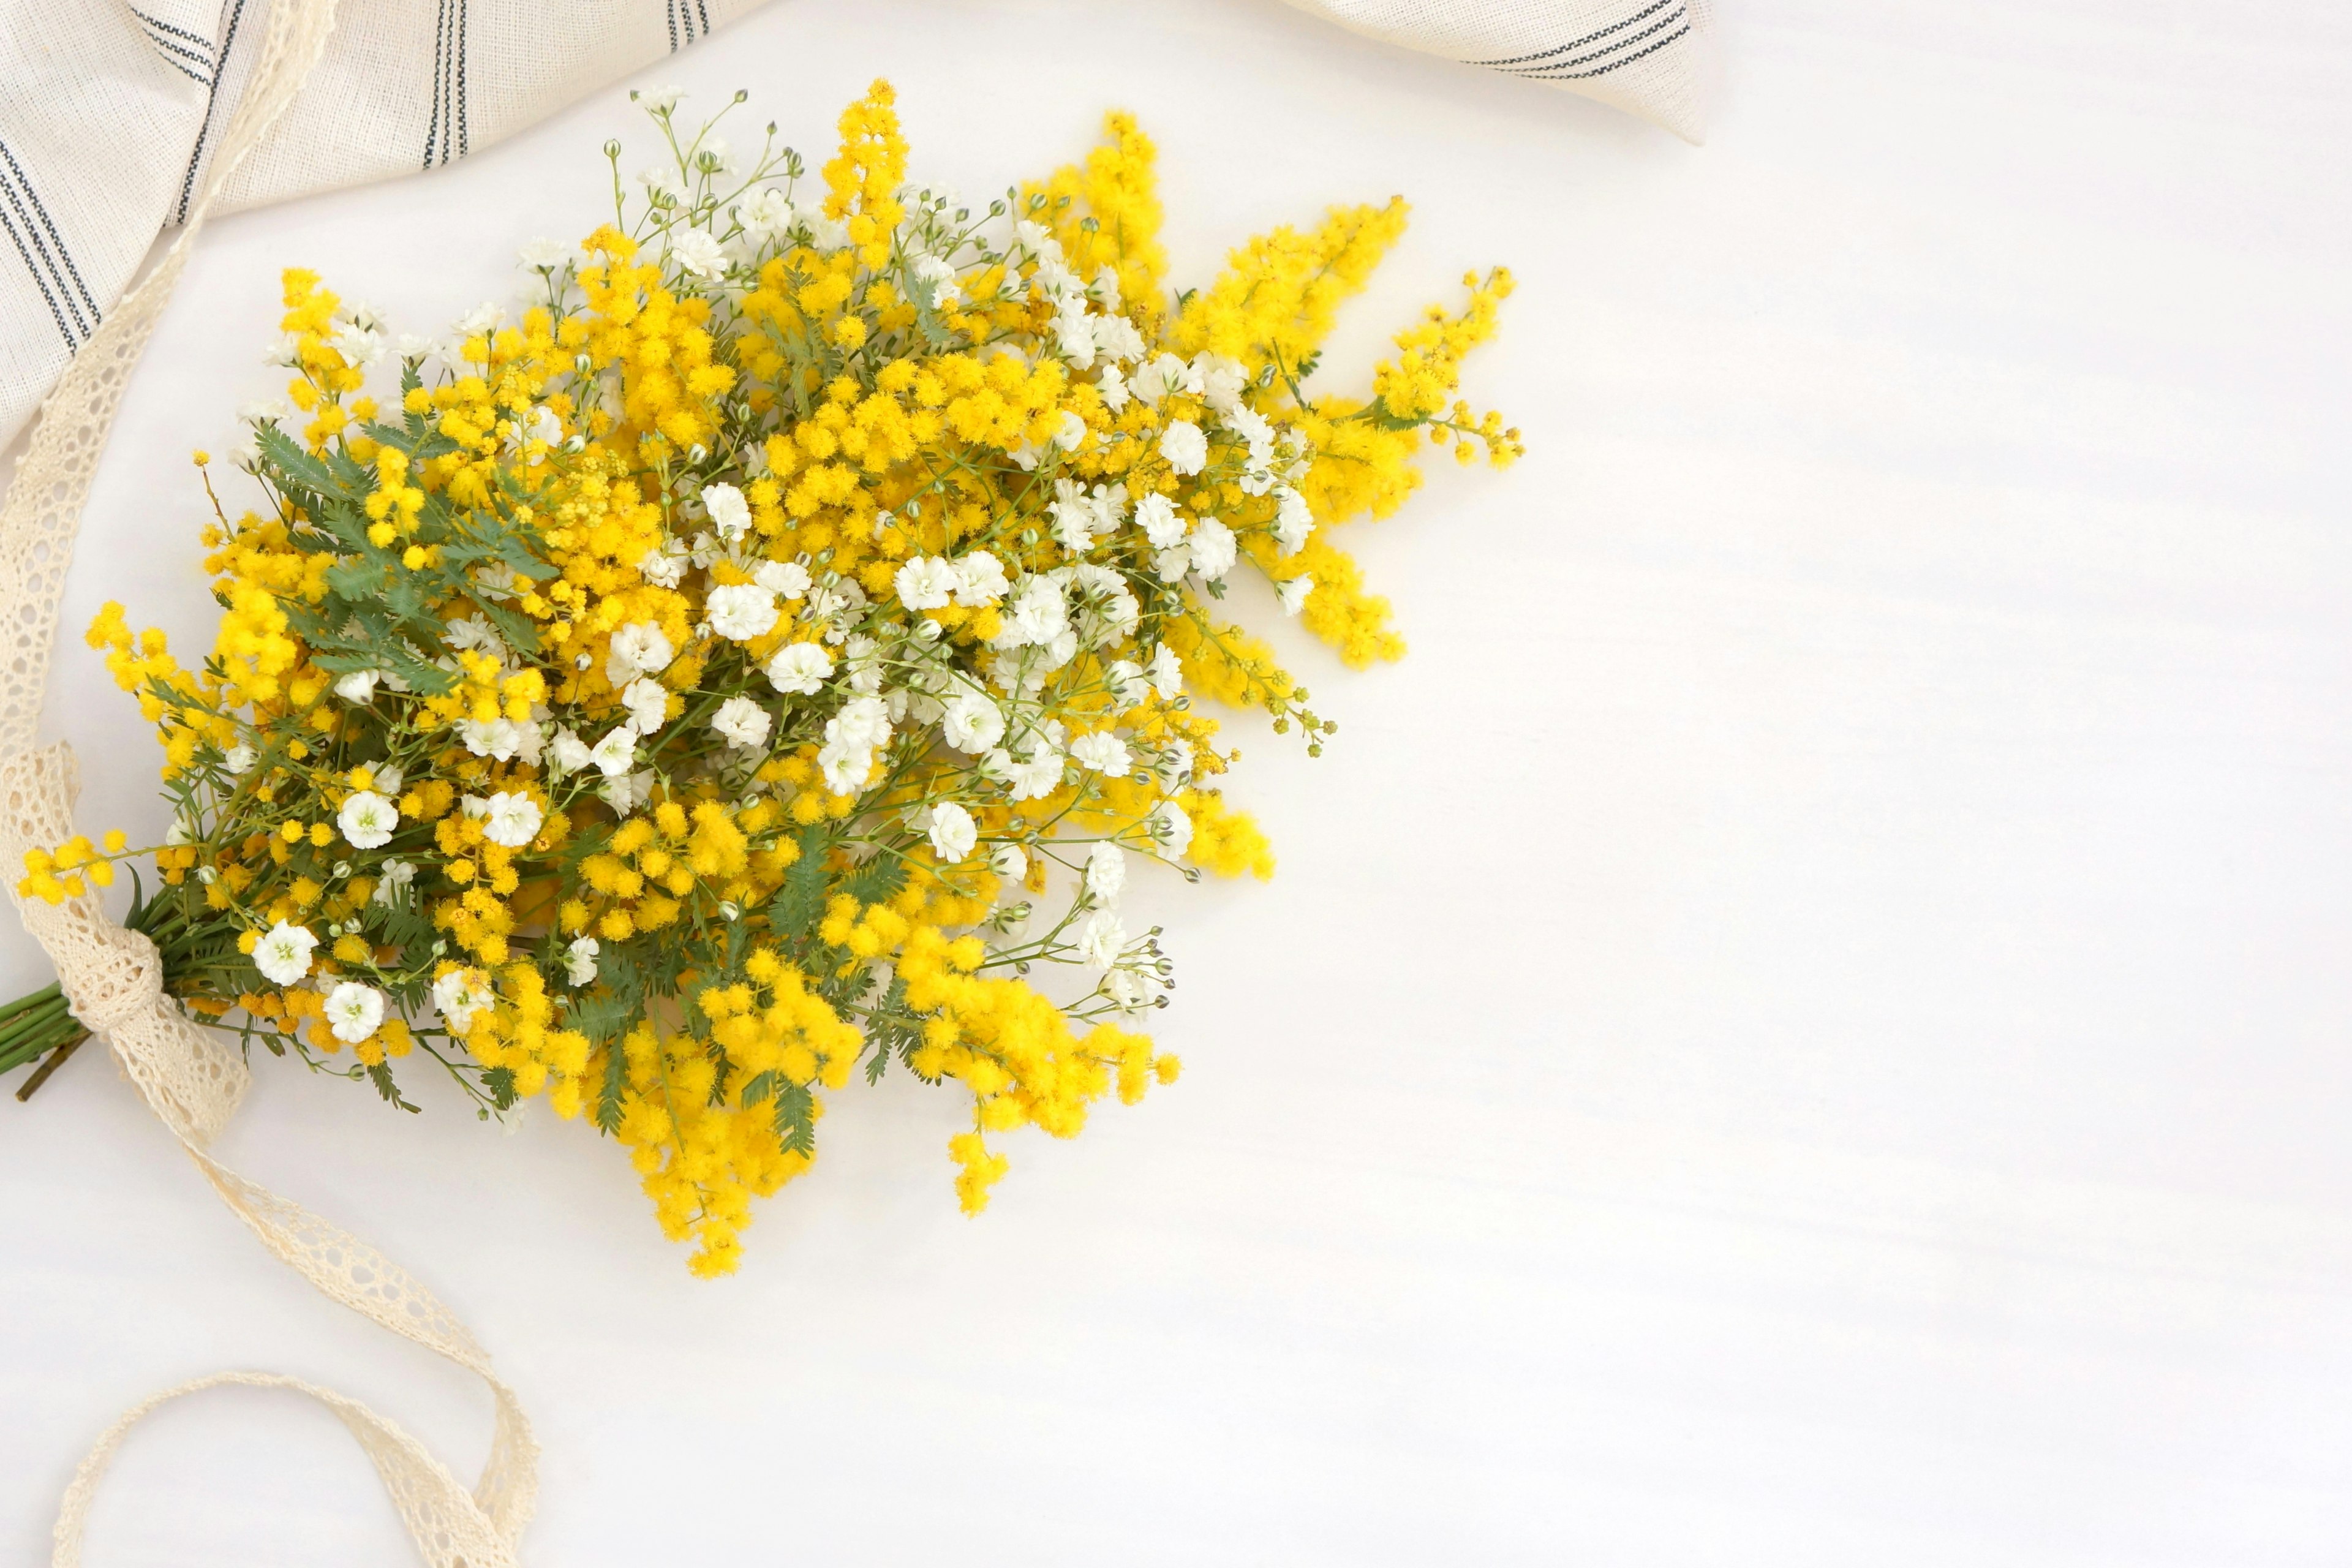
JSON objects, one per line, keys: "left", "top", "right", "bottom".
{"left": 0, "top": 1012, "right": 81, "bottom": 1079}
{"left": 0, "top": 995, "right": 72, "bottom": 1057}
{"left": 0, "top": 980, "right": 62, "bottom": 1029}
{"left": 14, "top": 1033, "right": 88, "bottom": 1101}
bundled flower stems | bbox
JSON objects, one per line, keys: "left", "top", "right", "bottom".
{"left": 10, "top": 82, "right": 1518, "bottom": 1274}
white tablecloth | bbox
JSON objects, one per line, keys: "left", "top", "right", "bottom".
{"left": 5, "top": 0, "right": 2349, "bottom": 1561}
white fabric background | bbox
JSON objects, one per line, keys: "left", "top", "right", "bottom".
{"left": 4, "top": 0, "right": 2350, "bottom": 1561}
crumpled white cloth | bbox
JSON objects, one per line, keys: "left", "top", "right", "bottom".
{"left": 1278, "top": 0, "right": 1715, "bottom": 141}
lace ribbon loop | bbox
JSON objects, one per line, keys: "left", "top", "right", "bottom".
{"left": 0, "top": 1, "right": 538, "bottom": 1562}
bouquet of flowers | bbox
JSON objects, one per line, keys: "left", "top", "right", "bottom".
{"left": 7, "top": 82, "right": 1517, "bottom": 1275}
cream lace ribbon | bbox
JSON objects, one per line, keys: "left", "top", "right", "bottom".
{"left": 0, "top": 0, "right": 536, "bottom": 1561}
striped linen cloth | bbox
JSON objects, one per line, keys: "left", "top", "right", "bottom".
{"left": 0, "top": 0, "right": 1714, "bottom": 456}
{"left": 1280, "top": 0, "right": 1715, "bottom": 139}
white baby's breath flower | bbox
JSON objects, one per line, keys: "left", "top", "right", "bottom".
{"left": 547, "top": 728, "right": 592, "bottom": 777}
{"left": 606, "top": 621, "right": 673, "bottom": 685}
{"left": 766, "top": 642, "right": 835, "bottom": 695}
{"left": 828, "top": 695, "right": 892, "bottom": 751}
{"left": 518, "top": 237, "right": 569, "bottom": 270}
{"left": 622, "top": 677, "right": 670, "bottom": 734}
{"left": 940, "top": 688, "right": 1005, "bottom": 753}
{"left": 222, "top": 743, "right": 256, "bottom": 775}
{"left": 1003, "top": 744, "right": 1065, "bottom": 801}
{"left": 910, "top": 252, "right": 960, "bottom": 309}
{"left": 1077, "top": 910, "right": 1127, "bottom": 970}
{"left": 1049, "top": 481, "right": 1097, "bottom": 554}
{"left": 1095, "top": 314, "right": 1145, "bottom": 364}
{"left": 334, "top": 669, "right": 380, "bottom": 704}
{"left": 1186, "top": 516, "right": 1237, "bottom": 581}
{"left": 337, "top": 790, "right": 398, "bottom": 850}
{"left": 737, "top": 187, "right": 794, "bottom": 243}
{"left": 803, "top": 576, "right": 867, "bottom": 639}
{"left": 1152, "top": 801, "right": 1194, "bottom": 859}
{"left": 329, "top": 322, "right": 385, "bottom": 368}
{"left": 818, "top": 695, "right": 891, "bottom": 793}
{"left": 1134, "top": 493, "right": 1188, "bottom": 548}
{"left": 1085, "top": 841, "right": 1126, "bottom": 903}
{"left": 992, "top": 843, "right": 1027, "bottom": 881}
{"left": 433, "top": 967, "right": 493, "bottom": 1033}
{"left": 458, "top": 717, "right": 527, "bottom": 761}
{"left": 754, "top": 559, "right": 811, "bottom": 600}
{"left": 253, "top": 922, "right": 317, "bottom": 986}
{"left": 1103, "top": 968, "right": 1160, "bottom": 1014}
{"left": 706, "top": 582, "right": 779, "bottom": 641}
{"left": 925, "top": 801, "right": 978, "bottom": 864}
{"left": 602, "top": 768, "right": 657, "bottom": 813}
{"left": 1053, "top": 410, "right": 1088, "bottom": 451}
{"left": 1196, "top": 353, "right": 1247, "bottom": 417}
{"left": 701, "top": 481, "right": 753, "bottom": 539}
{"left": 952, "top": 551, "right": 1008, "bottom": 606}
{"left": 1105, "top": 660, "right": 1148, "bottom": 709}
{"left": 564, "top": 938, "right": 600, "bottom": 987}
{"left": 1277, "top": 575, "right": 1315, "bottom": 616}
{"left": 480, "top": 792, "right": 543, "bottom": 848}
{"left": 712, "top": 695, "right": 772, "bottom": 749}
{"left": 637, "top": 84, "right": 684, "bottom": 113}
{"left": 894, "top": 556, "right": 959, "bottom": 611}
{"left": 589, "top": 726, "right": 637, "bottom": 778}
{"left": 1148, "top": 643, "right": 1184, "bottom": 701}
{"left": 640, "top": 538, "right": 688, "bottom": 589}
{"left": 818, "top": 745, "right": 873, "bottom": 795}
{"left": 324, "top": 982, "right": 386, "bottom": 1044}
{"left": 1001, "top": 576, "right": 1067, "bottom": 647}
{"left": 1097, "top": 364, "right": 1130, "bottom": 412}
{"left": 1273, "top": 485, "right": 1314, "bottom": 554}
{"left": 1158, "top": 420, "right": 1208, "bottom": 475}
{"left": 1129, "top": 352, "right": 1194, "bottom": 405}
{"left": 372, "top": 860, "right": 415, "bottom": 907}
{"left": 1068, "top": 731, "right": 1131, "bottom": 777}
{"left": 1054, "top": 308, "right": 1097, "bottom": 368}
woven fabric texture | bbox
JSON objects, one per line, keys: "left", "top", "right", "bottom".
{"left": 1279, "top": 0, "right": 1714, "bottom": 140}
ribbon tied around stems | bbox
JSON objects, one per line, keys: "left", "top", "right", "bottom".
{"left": 0, "top": 1, "right": 538, "bottom": 1562}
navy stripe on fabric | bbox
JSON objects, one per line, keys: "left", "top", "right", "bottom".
{"left": 176, "top": 0, "right": 248, "bottom": 224}
{"left": 131, "top": 7, "right": 217, "bottom": 56}
{"left": 1521, "top": 20, "right": 1689, "bottom": 78}
{"left": 424, "top": 0, "right": 470, "bottom": 167}
{"left": 0, "top": 202, "right": 77, "bottom": 351}
{"left": 1470, "top": 0, "right": 1676, "bottom": 69}
{"left": 424, "top": 0, "right": 450, "bottom": 168}
{"left": 0, "top": 140, "right": 97, "bottom": 337}
{"left": 138, "top": 25, "right": 218, "bottom": 85}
